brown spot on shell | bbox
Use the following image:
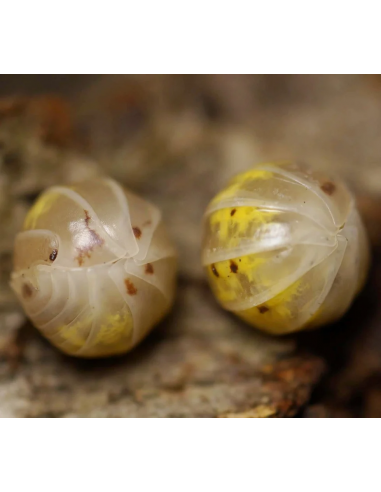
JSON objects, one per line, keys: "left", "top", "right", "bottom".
{"left": 49, "top": 249, "right": 58, "bottom": 262}
{"left": 21, "top": 283, "right": 34, "bottom": 299}
{"left": 230, "top": 208, "right": 237, "bottom": 216}
{"left": 133, "top": 227, "right": 142, "bottom": 239}
{"left": 257, "top": 305, "right": 269, "bottom": 314}
{"left": 75, "top": 210, "right": 104, "bottom": 266}
{"left": 145, "top": 263, "right": 154, "bottom": 274}
{"left": 211, "top": 264, "right": 219, "bottom": 277}
{"left": 230, "top": 260, "right": 238, "bottom": 273}
{"left": 125, "top": 279, "right": 137, "bottom": 296}
{"left": 321, "top": 181, "right": 336, "bottom": 195}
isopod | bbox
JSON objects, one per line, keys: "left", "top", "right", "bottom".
{"left": 202, "top": 162, "right": 369, "bottom": 334}
{"left": 11, "top": 177, "right": 177, "bottom": 357}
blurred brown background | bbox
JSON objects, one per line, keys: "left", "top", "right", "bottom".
{"left": 1, "top": 75, "right": 381, "bottom": 417}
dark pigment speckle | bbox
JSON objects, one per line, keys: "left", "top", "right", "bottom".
{"left": 133, "top": 227, "right": 142, "bottom": 239}
{"left": 321, "top": 181, "right": 336, "bottom": 195}
{"left": 125, "top": 278, "right": 137, "bottom": 296}
{"left": 21, "top": 283, "right": 34, "bottom": 299}
{"left": 49, "top": 249, "right": 58, "bottom": 262}
{"left": 257, "top": 305, "right": 269, "bottom": 314}
{"left": 230, "top": 260, "right": 238, "bottom": 273}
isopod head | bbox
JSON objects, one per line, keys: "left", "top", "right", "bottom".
{"left": 11, "top": 177, "right": 177, "bottom": 357}
{"left": 202, "top": 162, "right": 369, "bottom": 334}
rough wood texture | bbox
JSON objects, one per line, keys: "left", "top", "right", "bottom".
{"left": 1, "top": 75, "right": 381, "bottom": 417}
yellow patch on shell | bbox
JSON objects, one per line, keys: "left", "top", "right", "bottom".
{"left": 207, "top": 254, "right": 267, "bottom": 305}
{"left": 53, "top": 314, "right": 93, "bottom": 349}
{"left": 236, "top": 278, "right": 307, "bottom": 334}
{"left": 51, "top": 308, "right": 133, "bottom": 356}
{"left": 206, "top": 205, "right": 279, "bottom": 305}
{"left": 94, "top": 309, "right": 133, "bottom": 347}
{"left": 23, "top": 191, "right": 60, "bottom": 230}
{"left": 208, "top": 206, "right": 278, "bottom": 251}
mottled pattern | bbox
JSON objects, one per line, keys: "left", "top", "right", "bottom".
{"left": 202, "top": 162, "right": 369, "bottom": 334}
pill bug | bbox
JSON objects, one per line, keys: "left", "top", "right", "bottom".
{"left": 202, "top": 162, "right": 370, "bottom": 334}
{"left": 10, "top": 177, "right": 177, "bottom": 357}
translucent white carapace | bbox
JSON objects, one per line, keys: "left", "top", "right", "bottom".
{"left": 11, "top": 177, "right": 177, "bottom": 357}
{"left": 202, "top": 162, "right": 370, "bottom": 334}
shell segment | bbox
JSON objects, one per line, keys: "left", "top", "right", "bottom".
{"left": 202, "top": 162, "right": 369, "bottom": 334}
{"left": 11, "top": 177, "right": 177, "bottom": 357}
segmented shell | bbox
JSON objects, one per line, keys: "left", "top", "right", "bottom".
{"left": 202, "top": 162, "right": 369, "bottom": 334}
{"left": 11, "top": 177, "right": 177, "bottom": 357}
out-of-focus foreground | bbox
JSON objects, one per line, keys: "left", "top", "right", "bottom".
{"left": 1, "top": 75, "right": 381, "bottom": 417}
